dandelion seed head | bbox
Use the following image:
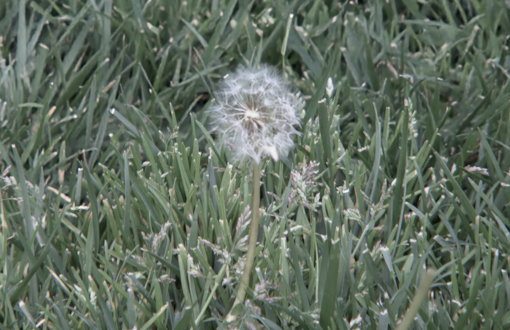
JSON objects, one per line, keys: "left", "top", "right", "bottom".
{"left": 208, "top": 64, "right": 302, "bottom": 163}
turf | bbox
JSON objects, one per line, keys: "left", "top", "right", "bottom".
{"left": 1, "top": 0, "right": 510, "bottom": 329}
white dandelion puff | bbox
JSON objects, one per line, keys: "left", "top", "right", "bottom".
{"left": 208, "top": 65, "right": 302, "bottom": 163}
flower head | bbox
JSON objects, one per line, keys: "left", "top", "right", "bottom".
{"left": 208, "top": 65, "right": 302, "bottom": 163}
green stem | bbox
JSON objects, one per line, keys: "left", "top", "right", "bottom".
{"left": 226, "top": 161, "right": 261, "bottom": 322}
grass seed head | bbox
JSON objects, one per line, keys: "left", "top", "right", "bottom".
{"left": 209, "top": 64, "right": 302, "bottom": 163}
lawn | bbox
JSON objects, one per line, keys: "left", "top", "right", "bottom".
{"left": 1, "top": 0, "right": 510, "bottom": 329}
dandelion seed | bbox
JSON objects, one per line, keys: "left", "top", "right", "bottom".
{"left": 208, "top": 64, "right": 302, "bottom": 164}
{"left": 326, "top": 77, "right": 334, "bottom": 98}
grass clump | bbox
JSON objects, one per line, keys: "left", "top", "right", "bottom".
{"left": 1, "top": 0, "right": 510, "bottom": 329}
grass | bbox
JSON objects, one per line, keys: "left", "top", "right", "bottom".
{"left": 1, "top": 0, "right": 510, "bottom": 329}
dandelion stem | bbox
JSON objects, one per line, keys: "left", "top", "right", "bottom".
{"left": 227, "top": 161, "right": 261, "bottom": 322}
